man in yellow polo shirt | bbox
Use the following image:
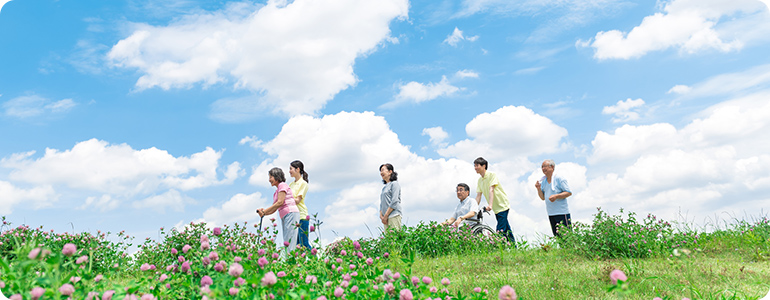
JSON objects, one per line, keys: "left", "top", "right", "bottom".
{"left": 474, "top": 157, "right": 515, "bottom": 244}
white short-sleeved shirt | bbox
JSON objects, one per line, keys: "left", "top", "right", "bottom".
{"left": 452, "top": 196, "right": 479, "bottom": 226}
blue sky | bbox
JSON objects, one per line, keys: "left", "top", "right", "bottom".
{"left": 2, "top": 0, "right": 770, "bottom": 246}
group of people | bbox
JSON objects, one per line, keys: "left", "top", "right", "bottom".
{"left": 258, "top": 156, "right": 574, "bottom": 252}
{"left": 379, "top": 157, "right": 574, "bottom": 245}
{"left": 256, "top": 160, "right": 313, "bottom": 251}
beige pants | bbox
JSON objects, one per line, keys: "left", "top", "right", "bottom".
{"left": 385, "top": 215, "right": 402, "bottom": 232}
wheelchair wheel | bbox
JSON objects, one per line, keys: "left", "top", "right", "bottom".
{"left": 472, "top": 224, "right": 495, "bottom": 237}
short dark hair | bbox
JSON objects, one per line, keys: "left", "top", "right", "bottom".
{"left": 268, "top": 167, "right": 286, "bottom": 183}
{"left": 379, "top": 163, "right": 398, "bottom": 184}
{"left": 457, "top": 183, "right": 470, "bottom": 192}
{"left": 473, "top": 157, "right": 488, "bottom": 170}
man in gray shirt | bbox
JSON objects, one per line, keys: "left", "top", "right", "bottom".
{"left": 442, "top": 183, "right": 478, "bottom": 227}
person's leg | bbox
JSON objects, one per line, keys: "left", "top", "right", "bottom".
{"left": 298, "top": 219, "right": 312, "bottom": 250}
{"left": 549, "top": 214, "right": 572, "bottom": 237}
{"left": 495, "top": 210, "right": 515, "bottom": 244}
{"left": 548, "top": 215, "right": 561, "bottom": 236}
{"left": 282, "top": 213, "right": 299, "bottom": 252}
{"left": 562, "top": 213, "right": 572, "bottom": 235}
{"left": 387, "top": 215, "right": 402, "bottom": 231}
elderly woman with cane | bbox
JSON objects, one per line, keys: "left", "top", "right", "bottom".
{"left": 257, "top": 167, "right": 300, "bottom": 252}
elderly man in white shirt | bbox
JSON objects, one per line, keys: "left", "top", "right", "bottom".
{"left": 442, "top": 183, "right": 479, "bottom": 227}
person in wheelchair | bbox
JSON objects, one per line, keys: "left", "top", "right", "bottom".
{"left": 441, "top": 183, "right": 479, "bottom": 227}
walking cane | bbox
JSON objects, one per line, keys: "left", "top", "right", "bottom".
{"left": 256, "top": 209, "right": 264, "bottom": 245}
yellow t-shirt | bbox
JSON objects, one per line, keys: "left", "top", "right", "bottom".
{"left": 289, "top": 179, "right": 309, "bottom": 218}
{"left": 477, "top": 171, "right": 510, "bottom": 214}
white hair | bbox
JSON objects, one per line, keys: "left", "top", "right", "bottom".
{"left": 543, "top": 159, "right": 555, "bottom": 167}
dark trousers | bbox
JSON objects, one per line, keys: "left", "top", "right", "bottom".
{"left": 548, "top": 214, "right": 572, "bottom": 237}
{"left": 298, "top": 219, "right": 312, "bottom": 250}
{"left": 495, "top": 209, "right": 515, "bottom": 245}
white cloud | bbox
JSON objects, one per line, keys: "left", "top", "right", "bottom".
{"left": 44, "top": 99, "right": 77, "bottom": 113}
{"left": 438, "top": 105, "right": 569, "bottom": 162}
{"left": 245, "top": 111, "right": 488, "bottom": 233}
{"left": 514, "top": 66, "right": 545, "bottom": 75}
{"left": 422, "top": 126, "right": 449, "bottom": 147}
{"left": 589, "top": 123, "right": 678, "bottom": 164}
{"left": 454, "top": 69, "right": 479, "bottom": 79}
{"left": 588, "top": 0, "right": 767, "bottom": 60}
{"left": 676, "top": 63, "right": 770, "bottom": 99}
{"left": 382, "top": 76, "right": 462, "bottom": 108}
{"left": 1, "top": 139, "right": 242, "bottom": 197}
{"left": 581, "top": 87, "right": 770, "bottom": 219}
{"left": 0, "top": 0, "right": 11, "bottom": 13}
{"left": 132, "top": 189, "right": 194, "bottom": 213}
{"left": 0, "top": 181, "right": 57, "bottom": 214}
{"left": 459, "top": 0, "right": 626, "bottom": 42}
{"left": 108, "top": 0, "right": 409, "bottom": 116}
{"left": 668, "top": 84, "right": 692, "bottom": 94}
{"left": 443, "top": 27, "right": 479, "bottom": 47}
{"left": 79, "top": 194, "right": 120, "bottom": 212}
{"left": 247, "top": 112, "right": 413, "bottom": 190}
{"left": 197, "top": 192, "right": 270, "bottom": 228}
{"left": 602, "top": 98, "right": 645, "bottom": 123}
{"left": 2, "top": 95, "right": 77, "bottom": 118}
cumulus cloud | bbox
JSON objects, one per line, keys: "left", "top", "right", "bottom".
{"left": 78, "top": 194, "right": 120, "bottom": 212}
{"left": 589, "top": 123, "right": 678, "bottom": 164}
{"left": 438, "top": 105, "right": 569, "bottom": 162}
{"left": 602, "top": 98, "right": 645, "bottom": 123}
{"left": 582, "top": 89, "right": 770, "bottom": 218}
{"left": 108, "top": 0, "right": 409, "bottom": 116}
{"left": 132, "top": 189, "right": 195, "bottom": 213}
{"left": 0, "top": 181, "right": 57, "bottom": 214}
{"left": 198, "top": 192, "right": 270, "bottom": 228}
{"left": 244, "top": 111, "right": 505, "bottom": 232}
{"left": 586, "top": 0, "right": 767, "bottom": 60}
{"left": 382, "top": 76, "right": 462, "bottom": 108}
{"left": 247, "top": 112, "right": 413, "bottom": 190}
{"left": 1, "top": 139, "right": 242, "bottom": 197}
{"left": 422, "top": 126, "right": 449, "bottom": 147}
{"left": 2, "top": 95, "right": 77, "bottom": 118}
{"left": 443, "top": 27, "right": 479, "bottom": 47}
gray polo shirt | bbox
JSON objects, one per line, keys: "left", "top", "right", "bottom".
{"left": 380, "top": 181, "right": 402, "bottom": 218}
{"left": 452, "top": 196, "right": 479, "bottom": 226}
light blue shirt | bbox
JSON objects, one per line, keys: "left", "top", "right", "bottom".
{"left": 380, "top": 181, "right": 402, "bottom": 218}
{"left": 451, "top": 196, "right": 479, "bottom": 226}
{"left": 540, "top": 175, "right": 571, "bottom": 216}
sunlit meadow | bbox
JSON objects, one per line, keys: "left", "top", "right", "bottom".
{"left": 0, "top": 209, "right": 769, "bottom": 299}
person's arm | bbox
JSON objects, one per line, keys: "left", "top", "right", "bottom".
{"left": 442, "top": 217, "right": 457, "bottom": 226}
{"left": 382, "top": 207, "right": 394, "bottom": 220}
{"left": 452, "top": 210, "right": 477, "bottom": 227}
{"left": 258, "top": 191, "right": 285, "bottom": 216}
{"left": 547, "top": 178, "right": 572, "bottom": 202}
{"left": 548, "top": 191, "right": 572, "bottom": 202}
{"left": 475, "top": 192, "right": 482, "bottom": 205}
{"left": 295, "top": 182, "right": 307, "bottom": 205}
{"left": 486, "top": 185, "right": 495, "bottom": 211}
{"left": 535, "top": 180, "right": 545, "bottom": 201}
{"left": 384, "top": 183, "right": 400, "bottom": 217}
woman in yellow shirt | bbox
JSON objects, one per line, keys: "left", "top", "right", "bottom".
{"left": 289, "top": 160, "right": 311, "bottom": 250}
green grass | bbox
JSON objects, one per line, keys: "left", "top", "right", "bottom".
{"left": 399, "top": 243, "right": 770, "bottom": 300}
{"left": 2, "top": 211, "right": 769, "bottom": 299}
